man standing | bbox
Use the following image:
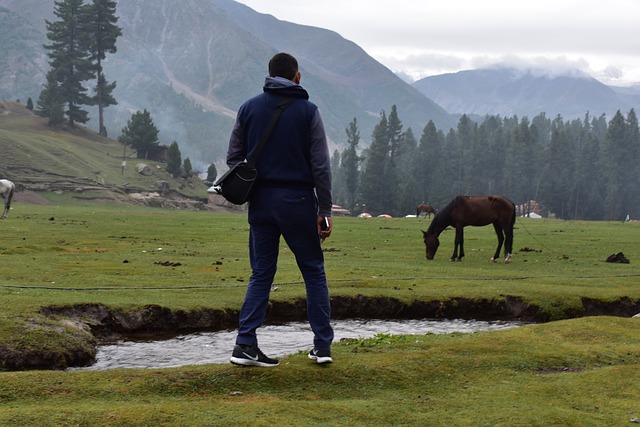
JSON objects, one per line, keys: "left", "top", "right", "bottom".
{"left": 227, "top": 53, "right": 334, "bottom": 367}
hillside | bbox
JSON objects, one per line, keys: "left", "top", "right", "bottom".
{"left": 0, "top": 101, "right": 210, "bottom": 209}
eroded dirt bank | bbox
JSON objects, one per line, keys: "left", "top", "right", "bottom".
{"left": 2, "top": 295, "right": 639, "bottom": 371}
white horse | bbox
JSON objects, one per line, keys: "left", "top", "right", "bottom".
{"left": 0, "top": 179, "right": 15, "bottom": 218}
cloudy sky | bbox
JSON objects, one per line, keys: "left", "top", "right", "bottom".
{"left": 235, "top": 0, "right": 640, "bottom": 86}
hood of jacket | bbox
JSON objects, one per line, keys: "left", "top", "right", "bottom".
{"left": 263, "top": 76, "right": 310, "bottom": 100}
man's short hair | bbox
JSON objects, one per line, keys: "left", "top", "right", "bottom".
{"left": 268, "top": 53, "right": 298, "bottom": 80}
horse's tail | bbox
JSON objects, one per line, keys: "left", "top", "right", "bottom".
{"left": 506, "top": 200, "right": 516, "bottom": 254}
{"left": 510, "top": 201, "right": 516, "bottom": 229}
{"left": 7, "top": 183, "right": 14, "bottom": 205}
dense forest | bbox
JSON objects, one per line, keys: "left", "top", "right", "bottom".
{"left": 331, "top": 107, "right": 640, "bottom": 221}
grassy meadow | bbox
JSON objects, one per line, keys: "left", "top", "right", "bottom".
{"left": 0, "top": 197, "right": 639, "bottom": 426}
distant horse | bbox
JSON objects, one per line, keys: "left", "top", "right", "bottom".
{"left": 0, "top": 179, "right": 15, "bottom": 218}
{"left": 422, "top": 195, "right": 515, "bottom": 263}
{"left": 416, "top": 203, "right": 436, "bottom": 218}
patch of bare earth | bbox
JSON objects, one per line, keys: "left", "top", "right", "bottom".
{"left": 12, "top": 190, "right": 50, "bottom": 204}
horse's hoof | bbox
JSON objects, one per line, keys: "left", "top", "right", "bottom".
{"left": 504, "top": 254, "right": 513, "bottom": 264}
{"left": 449, "top": 258, "right": 456, "bottom": 262}
{"left": 489, "top": 258, "right": 497, "bottom": 263}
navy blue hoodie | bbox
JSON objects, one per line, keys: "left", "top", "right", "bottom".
{"left": 226, "top": 76, "right": 332, "bottom": 216}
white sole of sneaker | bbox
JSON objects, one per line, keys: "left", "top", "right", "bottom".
{"left": 230, "top": 357, "right": 279, "bottom": 367}
{"left": 308, "top": 353, "right": 333, "bottom": 364}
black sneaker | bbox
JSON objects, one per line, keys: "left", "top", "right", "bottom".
{"left": 308, "top": 348, "right": 332, "bottom": 364}
{"left": 230, "top": 344, "right": 279, "bottom": 367}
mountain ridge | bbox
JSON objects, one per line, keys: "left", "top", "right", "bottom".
{"left": 413, "top": 67, "right": 639, "bottom": 119}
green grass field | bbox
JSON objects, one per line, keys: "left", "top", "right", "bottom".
{"left": 1, "top": 198, "right": 639, "bottom": 426}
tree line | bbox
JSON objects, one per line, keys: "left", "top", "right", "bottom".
{"left": 331, "top": 106, "right": 640, "bottom": 221}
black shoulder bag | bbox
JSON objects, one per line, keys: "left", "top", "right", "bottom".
{"left": 214, "top": 97, "right": 295, "bottom": 205}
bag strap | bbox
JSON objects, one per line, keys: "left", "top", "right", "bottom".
{"left": 246, "top": 97, "right": 296, "bottom": 168}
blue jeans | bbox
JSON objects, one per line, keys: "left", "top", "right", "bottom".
{"left": 235, "top": 186, "right": 333, "bottom": 350}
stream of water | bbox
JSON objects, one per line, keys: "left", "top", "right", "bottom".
{"left": 75, "top": 318, "right": 523, "bottom": 371}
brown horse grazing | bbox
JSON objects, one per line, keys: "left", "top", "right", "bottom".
{"left": 0, "top": 179, "right": 15, "bottom": 219}
{"left": 416, "top": 203, "right": 436, "bottom": 218}
{"left": 422, "top": 195, "right": 515, "bottom": 263}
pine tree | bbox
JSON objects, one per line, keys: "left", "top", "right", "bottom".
{"left": 86, "top": 0, "right": 122, "bottom": 136}
{"left": 166, "top": 141, "right": 182, "bottom": 177}
{"left": 118, "top": 109, "right": 160, "bottom": 159}
{"left": 35, "top": 74, "right": 54, "bottom": 118}
{"left": 455, "top": 114, "right": 475, "bottom": 193}
{"left": 387, "top": 105, "right": 404, "bottom": 160}
{"left": 206, "top": 163, "right": 218, "bottom": 184}
{"left": 476, "top": 115, "right": 505, "bottom": 195}
{"left": 396, "top": 127, "right": 419, "bottom": 215}
{"left": 35, "top": 70, "right": 65, "bottom": 126}
{"left": 539, "top": 117, "right": 576, "bottom": 218}
{"left": 576, "top": 132, "right": 604, "bottom": 219}
{"left": 44, "top": 0, "right": 93, "bottom": 127}
{"left": 341, "top": 118, "right": 361, "bottom": 211}
{"left": 360, "top": 110, "right": 390, "bottom": 214}
{"left": 183, "top": 158, "right": 193, "bottom": 178}
{"left": 415, "top": 121, "right": 438, "bottom": 204}
{"left": 415, "top": 122, "right": 451, "bottom": 208}
{"left": 384, "top": 105, "right": 404, "bottom": 214}
{"left": 505, "top": 117, "right": 539, "bottom": 204}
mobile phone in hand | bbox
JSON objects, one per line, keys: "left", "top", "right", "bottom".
{"left": 321, "top": 216, "right": 330, "bottom": 231}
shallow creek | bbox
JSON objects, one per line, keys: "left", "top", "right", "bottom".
{"left": 75, "top": 318, "right": 523, "bottom": 370}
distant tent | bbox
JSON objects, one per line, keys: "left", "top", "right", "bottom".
{"left": 331, "top": 204, "right": 351, "bottom": 216}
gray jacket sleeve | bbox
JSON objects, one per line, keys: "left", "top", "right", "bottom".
{"left": 225, "top": 116, "right": 245, "bottom": 168}
{"left": 310, "top": 109, "right": 333, "bottom": 217}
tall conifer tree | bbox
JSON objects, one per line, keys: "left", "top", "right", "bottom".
{"left": 360, "top": 111, "right": 390, "bottom": 214}
{"left": 86, "top": 0, "right": 122, "bottom": 136}
{"left": 341, "top": 118, "right": 361, "bottom": 211}
{"left": 44, "top": 0, "right": 93, "bottom": 127}
{"left": 167, "top": 141, "right": 182, "bottom": 177}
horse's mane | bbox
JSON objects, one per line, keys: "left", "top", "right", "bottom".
{"left": 426, "top": 196, "right": 462, "bottom": 233}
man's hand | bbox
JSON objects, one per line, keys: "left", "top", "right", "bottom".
{"left": 317, "top": 215, "right": 332, "bottom": 242}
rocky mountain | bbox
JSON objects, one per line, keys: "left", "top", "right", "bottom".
{"left": 413, "top": 67, "right": 640, "bottom": 120}
{"left": 0, "top": 0, "right": 455, "bottom": 169}
{"left": 0, "top": 6, "right": 49, "bottom": 100}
